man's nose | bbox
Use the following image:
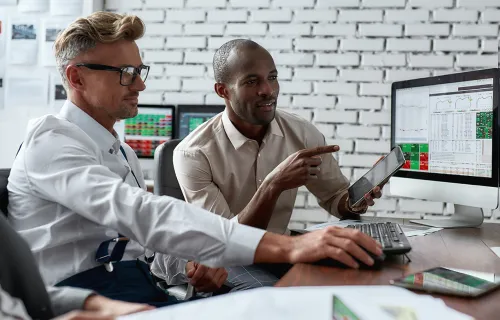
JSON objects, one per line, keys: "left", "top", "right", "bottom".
{"left": 258, "top": 80, "right": 273, "bottom": 96}
{"left": 130, "top": 75, "right": 146, "bottom": 91}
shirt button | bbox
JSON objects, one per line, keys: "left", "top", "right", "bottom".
{"left": 258, "top": 153, "right": 261, "bottom": 157}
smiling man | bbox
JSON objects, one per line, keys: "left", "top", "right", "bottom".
{"left": 8, "top": 14, "right": 382, "bottom": 307}
{"left": 152, "top": 39, "right": 384, "bottom": 292}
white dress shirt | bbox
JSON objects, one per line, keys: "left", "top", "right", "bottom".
{"left": 151, "top": 109, "right": 349, "bottom": 285}
{"left": 7, "top": 100, "right": 265, "bottom": 286}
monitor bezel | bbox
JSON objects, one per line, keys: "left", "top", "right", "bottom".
{"left": 391, "top": 68, "right": 499, "bottom": 188}
{"left": 124, "top": 104, "right": 176, "bottom": 159}
{"left": 175, "top": 104, "right": 225, "bottom": 139}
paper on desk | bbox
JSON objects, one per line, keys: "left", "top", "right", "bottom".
{"left": 489, "top": 247, "right": 500, "bottom": 259}
{"left": 118, "top": 286, "right": 472, "bottom": 320}
{"left": 305, "top": 220, "right": 442, "bottom": 237}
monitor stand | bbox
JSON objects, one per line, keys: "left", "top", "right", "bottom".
{"left": 410, "top": 205, "right": 484, "bottom": 228}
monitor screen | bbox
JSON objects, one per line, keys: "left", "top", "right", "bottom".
{"left": 124, "top": 105, "right": 174, "bottom": 158}
{"left": 176, "top": 105, "right": 224, "bottom": 139}
{"left": 394, "top": 78, "right": 494, "bottom": 179}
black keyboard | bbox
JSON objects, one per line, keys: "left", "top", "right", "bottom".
{"left": 346, "top": 222, "right": 411, "bottom": 255}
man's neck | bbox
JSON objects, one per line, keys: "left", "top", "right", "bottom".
{"left": 227, "top": 111, "right": 268, "bottom": 145}
{"left": 70, "top": 97, "right": 116, "bottom": 134}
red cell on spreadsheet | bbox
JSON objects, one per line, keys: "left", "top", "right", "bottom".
{"left": 420, "top": 162, "right": 428, "bottom": 171}
{"left": 403, "top": 160, "right": 411, "bottom": 169}
{"left": 420, "top": 152, "right": 428, "bottom": 162}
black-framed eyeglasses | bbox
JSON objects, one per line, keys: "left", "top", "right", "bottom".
{"left": 75, "top": 63, "right": 150, "bottom": 86}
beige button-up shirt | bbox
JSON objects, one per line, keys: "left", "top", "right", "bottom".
{"left": 174, "top": 109, "right": 350, "bottom": 234}
{"left": 151, "top": 109, "right": 350, "bottom": 285}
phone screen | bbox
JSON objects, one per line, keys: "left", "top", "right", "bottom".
{"left": 348, "top": 146, "right": 405, "bottom": 207}
{"left": 390, "top": 267, "right": 500, "bottom": 297}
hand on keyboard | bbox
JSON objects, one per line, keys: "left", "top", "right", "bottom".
{"left": 288, "top": 226, "right": 384, "bottom": 269}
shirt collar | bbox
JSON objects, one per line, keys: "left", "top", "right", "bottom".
{"left": 59, "top": 100, "right": 121, "bottom": 154}
{"left": 221, "top": 110, "right": 284, "bottom": 150}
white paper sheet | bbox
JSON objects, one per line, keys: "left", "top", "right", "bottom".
{"left": 49, "top": 72, "right": 66, "bottom": 111}
{"left": 305, "top": 220, "right": 443, "bottom": 237}
{"left": 118, "top": 286, "right": 472, "bottom": 320}
{"left": 18, "top": 0, "right": 49, "bottom": 12}
{"left": 0, "top": 14, "right": 6, "bottom": 63}
{"left": 8, "top": 20, "right": 38, "bottom": 65}
{"left": 41, "top": 19, "right": 72, "bottom": 66}
{"left": 0, "top": 0, "right": 17, "bottom": 5}
{"left": 490, "top": 247, "right": 500, "bottom": 258}
{"left": 50, "top": 0, "right": 82, "bottom": 16}
{"left": 5, "top": 70, "right": 48, "bottom": 108}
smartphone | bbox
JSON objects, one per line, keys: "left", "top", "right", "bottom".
{"left": 348, "top": 146, "right": 405, "bottom": 207}
{"left": 390, "top": 267, "right": 500, "bottom": 298}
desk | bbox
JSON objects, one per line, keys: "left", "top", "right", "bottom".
{"left": 276, "top": 223, "right": 500, "bottom": 320}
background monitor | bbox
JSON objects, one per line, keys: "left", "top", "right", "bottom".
{"left": 175, "top": 105, "right": 225, "bottom": 139}
{"left": 390, "top": 68, "right": 499, "bottom": 228}
{"left": 123, "top": 104, "right": 175, "bottom": 158}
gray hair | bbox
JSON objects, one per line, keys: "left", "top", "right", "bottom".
{"left": 54, "top": 11, "right": 145, "bottom": 87}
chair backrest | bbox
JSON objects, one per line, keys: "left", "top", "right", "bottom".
{"left": 154, "top": 139, "right": 185, "bottom": 200}
{"left": 0, "top": 169, "right": 10, "bottom": 217}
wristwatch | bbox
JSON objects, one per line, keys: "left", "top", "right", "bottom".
{"left": 345, "top": 196, "right": 368, "bottom": 214}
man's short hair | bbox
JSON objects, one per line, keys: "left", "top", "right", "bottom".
{"left": 213, "top": 39, "right": 261, "bottom": 84}
{"left": 54, "top": 12, "right": 145, "bottom": 88}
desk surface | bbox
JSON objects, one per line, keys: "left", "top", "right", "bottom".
{"left": 276, "top": 222, "right": 500, "bottom": 320}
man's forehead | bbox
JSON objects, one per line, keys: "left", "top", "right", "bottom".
{"left": 82, "top": 40, "right": 141, "bottom": 65}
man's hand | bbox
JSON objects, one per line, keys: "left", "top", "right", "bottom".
{"left": 266, "top": 145, "right": 340, "bottom": 192}
{"left": 82, "top": 295, "right": 154, "bottom": 316}
{"left": 186, "top": 261, "right": 228, "bottom": 293}
{"left": 255, "top": 227, "right": 383, "bottom": 269}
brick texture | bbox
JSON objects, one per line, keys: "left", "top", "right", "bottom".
{"left": 105, "top": 0, "right": 500, "bottom": 227}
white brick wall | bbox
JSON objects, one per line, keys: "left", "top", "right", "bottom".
{"left": 107, "top": 1, "right": 500, "bottom": 226}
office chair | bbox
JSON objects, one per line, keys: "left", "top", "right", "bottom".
{"left": 0, "top": 169, "right": 10, "bottom": 218}
{"left": 153, "top": 139, "right": 195, "bottom": 300}
{"left": 154, "top": 139, "right": 184, "bottom": 200}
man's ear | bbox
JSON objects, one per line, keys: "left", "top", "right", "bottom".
{"left": 66, "top": 65, "right": 84, "bottom": 91}
{"left": 214, "top": 83, "right": 229, "bottom": 100}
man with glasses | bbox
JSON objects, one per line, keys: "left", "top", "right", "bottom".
{"left": 7, "top": 12, "right": 382, "bottom": 307}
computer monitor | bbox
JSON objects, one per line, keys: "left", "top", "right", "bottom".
{"left": 123, "top": 105, "right": 175, "bottom": 158}
{"left": 390, "top": 68, "right": 499, "bottom": 228}
{"left": 175, "top": 105, "right": 225, "bottom": 139}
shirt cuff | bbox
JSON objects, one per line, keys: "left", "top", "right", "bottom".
{"left": 332, "top": 190, "right": 349, "bottom": 219}
{"left": 222, "top": 222, "right": 266, "bottom": 267}
{"left": 46, "top": 286, "right": 94, "bottom": 316}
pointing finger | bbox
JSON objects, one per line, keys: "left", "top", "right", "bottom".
{"left": 299, "top": 145, "right": 340, "bottom": 158}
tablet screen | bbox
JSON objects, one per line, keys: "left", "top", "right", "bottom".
{"left": 390, "top": 267, "right": 500, "bottom": 297}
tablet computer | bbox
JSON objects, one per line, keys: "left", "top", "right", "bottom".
{"left": 348, "top": 146, "right": 405, "bottom": 207}
{"left": 390, "top": 267, "right": 500, "bottom": 297}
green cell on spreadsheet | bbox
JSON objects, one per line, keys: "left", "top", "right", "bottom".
{"left": 420, "top": 144, "right": 429, "bottom": 152}
{"left": 400, "top": 144, "right": 412, "bottom": 153}
{"left": 411, "top": 144, "right": 419, "bottom": 153}
{"left": 410, "top": 152, "right": 419, "bottom": 161}
{"left": 410, "top": 161, "right": 420, "bottom": 170}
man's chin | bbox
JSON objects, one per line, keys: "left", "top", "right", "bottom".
{"left": 255, "top": 108, "right": 276, "bottom": 125}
